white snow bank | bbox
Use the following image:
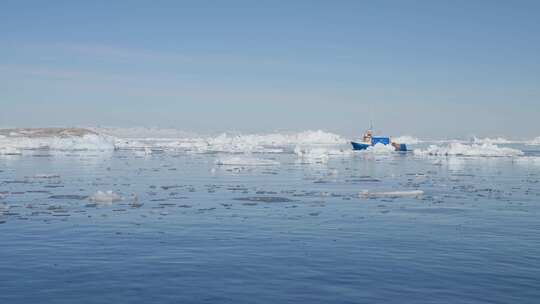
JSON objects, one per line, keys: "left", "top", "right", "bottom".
{"left": 393, "top": 135, "right": 421, "bottom": 145}
{"left": 360, "top": 190, "right": 424, "bottom": 198}
{"left": 89, "top": 190, "right": 122, "bottom": 203}
{"left": 215, "top": 156, "right": 279, "bottom": 166}
{"left": 414, "top": 143, "right": 523, "bottom": 157}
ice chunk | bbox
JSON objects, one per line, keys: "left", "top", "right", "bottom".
{"left": 215, "top": 156, "right": 279, "bottom": 166}
{"left": 294, "top": 145, "right": 351, "bottom": 164}
{"left": 295, "top": 146, "right": 330, "bottom": 164}
{"left": 360, "top": 190, "right": 424, "bottom": 198}
{"left": 0, "top": 146, "right": 22, "bottom": 155}
{"left": 414, "top": 143, "right": 523, "bottom": 157}
{"left": 33, "top": 174, "right": 61, "bottom": 179}
{"left": 89, "top": 191, "right": 122, "bottom": 203}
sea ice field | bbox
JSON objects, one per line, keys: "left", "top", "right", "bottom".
{"left": 1, "top": 128, "right": 540, "bottom": 303}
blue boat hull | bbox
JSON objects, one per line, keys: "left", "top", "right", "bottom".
{"left": 395, "top": 143, "right": 407, "bottom": 152}
{"left": 351, "top": 141, "right": 407, "bottom": 151}
{"left": 351, "top": 141, "right": 370, "bottom": 150}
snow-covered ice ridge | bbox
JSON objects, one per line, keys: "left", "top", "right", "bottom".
{"left": 1, "top": 128, "right": 538, "bottom": 158}
{"left": 0, "top": 128, "right": 115, "bottom": 154}
{"left": 108, "top": 129, "right": 349, "bottom": 154}
{"left": 0, "top": 128, "right": 349, "bottom": 155}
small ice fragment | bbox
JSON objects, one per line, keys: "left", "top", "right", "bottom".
{"left": 234, "top": 196, "right": 293, "bottom": 203}
{"left": 89, "top": 190, "right": 122, "bottom": 203}
{"left": 0, "top": 146, "right": 22, "bottom": 155}
{"left": 33, "top": 174, "right": 61, "bottom": 179}
{"left": 360, "top": 190, "right": 424, "bottom": 198}
{"left": 215, "top": 156, "right": 279, "bottom": 166}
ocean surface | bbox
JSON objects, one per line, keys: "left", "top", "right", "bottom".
{"left": 1, "top": 129, "right": 540, "bottom": 303}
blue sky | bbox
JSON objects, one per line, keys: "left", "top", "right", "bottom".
{"left": 1, "top": 0, "right": 539, "bottom": 138}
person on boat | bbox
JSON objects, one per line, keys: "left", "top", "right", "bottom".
{"left": 363, "top": 129, "right": 373, "bottom": 143}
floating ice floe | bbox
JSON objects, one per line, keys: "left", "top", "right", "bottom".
{"left": 414, "top": 143, "right": 523, "bottom": 157}
{"left": 215, "top": 156, "right": 280, "bottom": 166}
{"left": 89, "top": 191, "right": 122, "bottom": 203}
{"left": 360, "top": 190, "right": 424, "bottom": 198}
{"left": 0, "top": 146, "right": 22, "bottom": 155}
{"left": 294, "top": 145, "right": 351, "bottom": 164}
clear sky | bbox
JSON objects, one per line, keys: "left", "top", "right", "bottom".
{"left": 1, "top": 0, "right": 539, "bottom": 138}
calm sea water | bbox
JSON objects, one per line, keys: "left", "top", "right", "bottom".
{"left": 1, "top": 146, "right": 539, "bottom": 303}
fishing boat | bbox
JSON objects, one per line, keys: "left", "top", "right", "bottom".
{"left": 351, "top": 128, "right": 407, "bottom": 151}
